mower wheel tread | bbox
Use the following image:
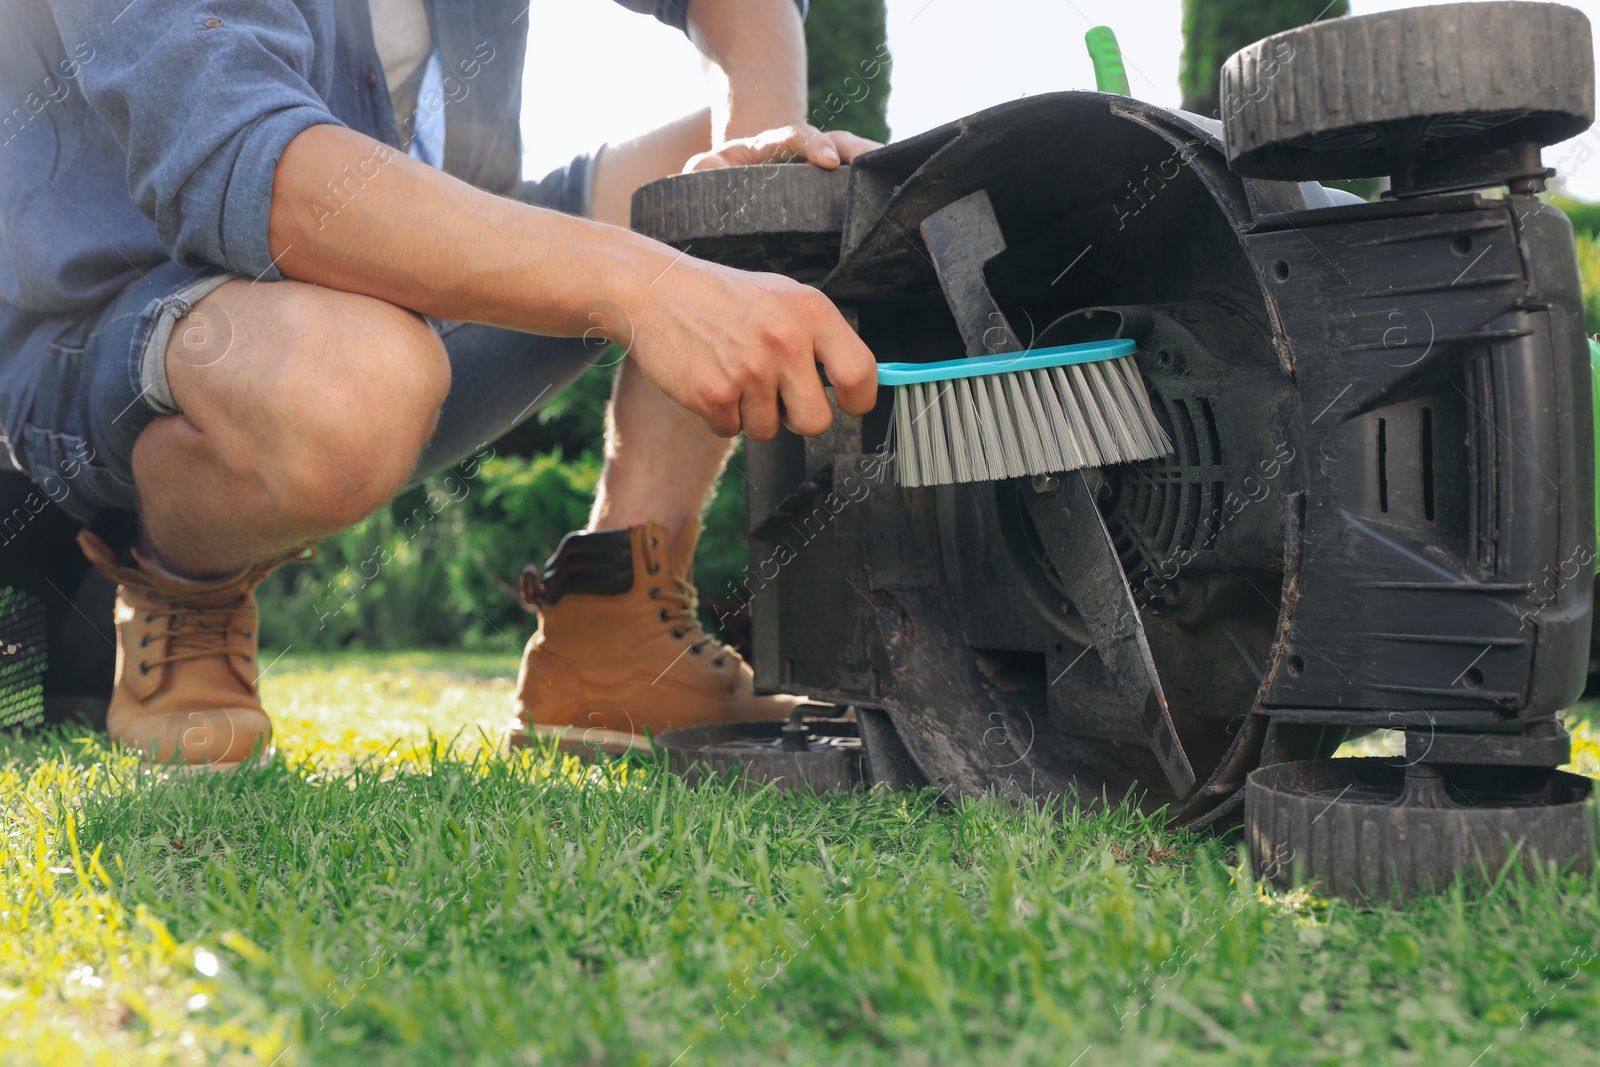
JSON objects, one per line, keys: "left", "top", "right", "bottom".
{"left": 1222, "top": 2, "right": 1595, "bottom": 181}
{"left": 629, "top": 164, "right": 849, "bottom": 276}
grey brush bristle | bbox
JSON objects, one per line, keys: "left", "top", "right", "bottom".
{"left": 887, "top": 356, "right": 1171, "bottom": 488}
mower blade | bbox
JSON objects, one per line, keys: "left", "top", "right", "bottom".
{"left": 1023, "top": 472, "right": 1196, "bottom": 797}
{"left": 919, "top": 190, "right": 1023, "bottom": 357}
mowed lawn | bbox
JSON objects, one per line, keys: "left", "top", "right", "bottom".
{"left": 2, "top": 652, "right": 1600, "bottom": 1065}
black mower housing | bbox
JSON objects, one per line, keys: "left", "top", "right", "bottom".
{"left": 636, "top": 91, "right": 1595, "bottom": 818}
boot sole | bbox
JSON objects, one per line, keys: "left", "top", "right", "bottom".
{"left": 509, "top": 724, "right": 650, "bottom": 759}
{"left": 141, "top": 748, "right": 275, "bottom": 775}
{"left": 508, "top": 706, "right": 843, "bottom": 760}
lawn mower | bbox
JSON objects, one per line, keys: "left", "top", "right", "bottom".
{"left": 641, "top": 1, "right": 1600, "bottom": 899}
{"left": 0, "top": 447, "right": 115, "bottom": 735}
{"left": 1, "top": 1, "right": 1594, "bottom": 900}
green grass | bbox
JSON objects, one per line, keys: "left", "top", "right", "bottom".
{"left": 2, "top": 652, "right": 1600, "bottom": 1065}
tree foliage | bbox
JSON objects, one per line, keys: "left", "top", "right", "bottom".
{"left": 804, "top": 0, "right": 892, "bottom": 143}
{"left": 1180, "top": 0, "right": 1347, "bottom": 117}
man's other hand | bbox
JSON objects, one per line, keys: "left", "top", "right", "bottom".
{"left": 684, "top": 123, "right": 881, "bottom": 173}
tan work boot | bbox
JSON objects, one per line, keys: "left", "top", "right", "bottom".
{"left": 511, "top": 520, "right": 803, "bottom": 755}
{"left": 77, "top": 530, "right": 302, "bottom": 771}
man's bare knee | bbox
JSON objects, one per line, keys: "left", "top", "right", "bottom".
{"left": 164, "top": 281, "right": 451, "bottom": 531}
{"left": 266, "top": 295, "right": 450, "bottom": 527}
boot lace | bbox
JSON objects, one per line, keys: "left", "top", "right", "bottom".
{"left": 643, "top": 539, "right": 741, "bottom": 671}
{"left": 133, "top": 546, "right": 314, "bottom": 676}
{"left": 139, "top": 595, "right": 256, "bottom": 674}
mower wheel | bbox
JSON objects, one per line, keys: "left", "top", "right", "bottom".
{"left": 629, "top": 164, "right": 849, "bottom": 280}
{"left": 1221, "top": 2, "right": 1594, "bottom": 183}
{"left": 1245, "top": 758, "right": 1594, "bottom": 901}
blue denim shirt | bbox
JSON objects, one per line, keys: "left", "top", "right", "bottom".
{"left": 0, "top": 0, "right": 802, "bottom": 323}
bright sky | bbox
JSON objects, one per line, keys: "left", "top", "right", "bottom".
{"left": 520, "top": 0, "right": 1600, "bottom": 199}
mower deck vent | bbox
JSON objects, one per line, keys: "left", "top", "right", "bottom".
{"left": 0, "top": 585, "right": 47, "bottom": 732}
{"left": 1468, "top": 356, "right": 1499, "bottom": 573}
{"left": 1103, "top": 391, "right": 1223, "bottom": 597}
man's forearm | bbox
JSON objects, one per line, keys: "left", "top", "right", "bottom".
{"left": 265, "top": 121, "right": 880, "bottom": 445}
{"left": 685, "top": 0, "right": 808, "bottom": 140}
{"left": 593, "top": 0, "right": 870, "bottom": 227}
{"left": 268, "top": 124, "right": 668, "bottom": 339}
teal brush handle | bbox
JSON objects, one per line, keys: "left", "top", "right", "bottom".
{"left": 876, "top": 339, "right": 1136, "bottom": 386}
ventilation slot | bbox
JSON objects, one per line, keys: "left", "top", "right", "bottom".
{"left": 1102, "top": 392, "right": 1204, "bottom": 594}
{"left": 1421, "top": 406, "right": 1435, "bottom": 522}
{"left": 1377, "top": 418, "right": 1389, "bottom": 514}
{"left": 1469, "top": 359, "right": 1499, "bottom": 571}
{"left": 1197, "top": 397, "right": 1225, "bottom": 549}
{"left": 1203, "top": 480, "right": 1224, "bottom": 549}
{"left": 1198, "top": 397, "right": 1223, "bottom": 464}
{"left": 0, "top": 586, "right": 47, "bottom": 732}
{"left": 1173, "top": 397, "right": 1200, "bottom": 460}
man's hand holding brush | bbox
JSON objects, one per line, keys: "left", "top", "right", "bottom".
{"left": 616, "top": 256, "right": 878, "bottom": 441}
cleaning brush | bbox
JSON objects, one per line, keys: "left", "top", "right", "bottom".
{"left": 881, "top": 339, "right": 1172, "bottom": 489}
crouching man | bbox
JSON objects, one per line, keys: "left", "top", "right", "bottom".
{"left": 0, "top": 0, "right": 879, "bottom": 766}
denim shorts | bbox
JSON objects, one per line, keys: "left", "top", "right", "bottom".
{"left": 0, "top": 266, "right": 599, "bottom": 524}
{"left": 0, "top": 159, "right": 604, "bottom": 525}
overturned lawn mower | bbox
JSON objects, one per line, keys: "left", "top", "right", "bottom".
{"left": 643, "top": 2, "right": 1600, "bottom": 900}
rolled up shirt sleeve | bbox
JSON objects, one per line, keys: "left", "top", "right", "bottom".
{"left": 612, "top": 0, "right": 808, "bottom": 34}
{"left": 516, "top": 152, "right": 595, "bottom": 219}
{"left": 44, "top": 0, "right": 344, "bottom": 281}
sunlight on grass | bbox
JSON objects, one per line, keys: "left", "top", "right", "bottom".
{"left": 260, "top": 650, "right": 522, "bottom": 767}
{"left": 0, "top": 744, "right": 293, "bottom": 1064}
{"left": 0, "top": 652, "right": 620, "bottom": 1064}
{"left": 1334, "top": 708, "right": 1600, "bottom": 780}
{"left": 2, "top": 652, "right": 1598, "bottom": 1064}
{"left": 1565, "top": 705, "right": 1600, "bottom": 778}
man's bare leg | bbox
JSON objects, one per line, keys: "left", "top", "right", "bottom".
{"left": 588, "top": 359, "right": 737, "bottom": 540}
{"left": 82, "top": 278, "right": 449, "bottom": 766}
{"left": 584, "top": 110, "right": 738, "bottom": 541}
{"left": 131, "top": 278, "right": 452, "bottom": 577}
{"left": 515, "top": 353, "right": 803, "bottom": 753}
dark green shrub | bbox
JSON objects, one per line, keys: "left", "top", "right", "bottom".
{"left": 1549, "top": 193, "right": 1600, "bottom": 240}
{"left": 258, "top": 365, "right": 752, "bottom": 653}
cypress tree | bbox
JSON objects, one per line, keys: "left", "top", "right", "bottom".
{"left": 1179, "top": 0, "right": 1347, "bottom": 117}
{"left": 804, "top": 0, "right": 892, "bottom": 143}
